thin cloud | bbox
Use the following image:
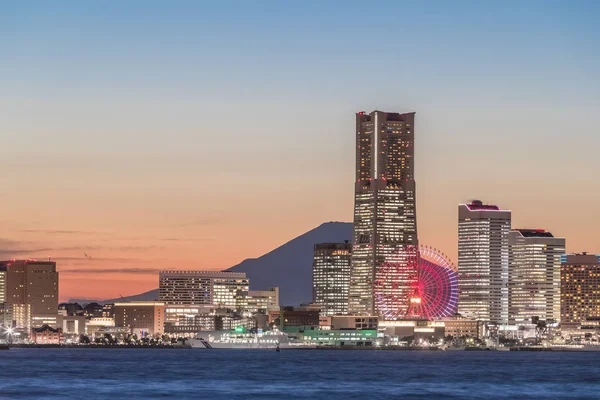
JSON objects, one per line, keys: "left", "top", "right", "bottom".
{"left": 60, "top": 267, "right": 161, "bottom": 275}
{"left": 55, "top": 256, "right": 141, "bottom": 262}
{"left": 20, "top": 229, "right": 108, "bottom": 236}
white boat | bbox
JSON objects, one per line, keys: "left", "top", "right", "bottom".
{"left": 188, "top": 329, "right": 315, "bottom": 349}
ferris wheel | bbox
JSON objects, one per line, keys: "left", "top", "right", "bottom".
{"left": 375, "top": 245, "right": 458, "bottom": 320}
{"left": 413, "top": 245, "right": 459, "bottom": 319}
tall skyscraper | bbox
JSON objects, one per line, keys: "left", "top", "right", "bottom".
{"left": 508, "top": 229, "right": 565, "bottom": 325}
{"left": 457, "top": 200, "right": 511, "bottom": 324}
{"left": 348, "top": 111, "right": 418, "bottom": 317}
{"left": 1, "top": 260, "right": 59, "bottom": 329}
{"left": 561, "top": 253, "right": 600, "bottom": 324}
{"left": 313, "top": 242, "right": 352, "bottom": 316}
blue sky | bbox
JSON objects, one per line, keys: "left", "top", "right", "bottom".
{"left": 1, "top": 1, "right": 599, "bottom": 299}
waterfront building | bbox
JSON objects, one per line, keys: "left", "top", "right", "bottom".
{"left": 1, "top": 260, "right": 59, "bottom": 329}
{"left": 561, "top": 253, "right": 600, "bottom": 325}
{"left": 159, "top": 271, "right": 248, "bottom": 310}
{"left": 312, "top": 242, "right": 352, "bottom": 316}
{"left": 329, "top": 315, "right": 378, "bottom": 330}
{"left": 60, "top": 315, "right": 87, "bottom": 336}
{"left": 0, "top": 265, "right": 7, "bottom": 328}
{"left": 0, "top": 264, "right": 6, "bottom": 303}
{"left": 457, "top": 200, "right": 511, "bottom": 325}
{"left": 113, "top": 301, "right": 165, "bottom": 337}
{"left": 378, "top": 320, "right": 446, "bottom": 342}
{"left": 164, "top": 304, "right": 217, "bottom": 337}
{"left": 242, "top": 287, "right": 279, "bottom": 315}
{"left": 86, "top": 317, "right": 116, "bottom": 337}
{"left": 31, "top": 324, "right": 62, "bottom": 344}
{"left": 0, "top": 303, "right": 10, "bottom": 329}
{"left": 508, "top": 229, "right": 565, "bottom": 325}
{"left": 440, "top": 315, "right": 484, "bottom": 339}
{"left": 348, "top": 111, "right": 419, "bottom": 317}
{"left": 268, "top": 306, "right": 320, "bottom": 328}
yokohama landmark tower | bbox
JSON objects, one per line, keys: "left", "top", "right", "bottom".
{"left": 348, "top": 111, "right": 418, "bottom": 317}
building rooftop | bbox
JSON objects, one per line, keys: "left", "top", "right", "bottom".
{"left": 464, "top": 200, "right": 500, "bottom": 211}
{"left": 314, "top": 242, "right": 352, "bottom": 250}
{"left": 515, "top": 229, "right": 555, "bottom": 238}
{"left": 561, "top": 253, "right": 600, "bottom": 265}
{"left": 32, "top": 325, "right": 61, "bottom": 333}
{"left": 159, "top": 270, "right": 247, "bottom": 278}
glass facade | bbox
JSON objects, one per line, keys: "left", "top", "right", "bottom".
{"left": 159, "top": 271, "right": 248, "bottom": 310}
{"left": 457, "top": 201, "right": 511, "bottom": 324}
{"left": 312, "top": 243, "right": 352, "bottom": 316}
{"left": 561, "top": 254, "right": 600, "bottom": 324}
{"left": 348, "top": 111, "right": 418, "bottom": 317}
{"left": 508, "top": 230, "right": 564, "bottom": 324}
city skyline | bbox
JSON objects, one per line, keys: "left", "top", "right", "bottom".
{"left": 2, "top": 2, "right": 599, "bottom": 302}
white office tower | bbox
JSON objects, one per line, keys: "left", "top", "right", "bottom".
{"left": 508, "top": 229, "right": 565, "bottom": 325}
{"left": 458, "top": 200, "right": 511, "bottom": 325}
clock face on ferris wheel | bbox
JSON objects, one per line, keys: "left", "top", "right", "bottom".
{"left": 375, "top": 245, "right": 458, "bottom": 320}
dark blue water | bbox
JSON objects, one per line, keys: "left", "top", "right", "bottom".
{"left": 1, "top": 349, "right": 599, "bottom": 399}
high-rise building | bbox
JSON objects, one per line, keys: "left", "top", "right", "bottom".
{"left": 1, "top": 260, "right": 59, "bottom": 329}
{"left": 348, "top": 111, "right": 418, "bottom": 317}
{"left": 0, "top": 264, "right": 8, "bottom": 328}
{"left": 313, "top": 242, "right": 352, "bottom": 316}
{"left": 158, "top": 271, "right": 248, "bottom": 309}
{"left": 508, "top": 229, "right": 565, "bottom": 325}
{"left": 457, "top": 200, "right": 511, "bottom": 324}
{"left": 0, "top": 264, "right": 6, "bottom": 303}
{"left": 561, "top": 253, "right": 600, "bottom": 324}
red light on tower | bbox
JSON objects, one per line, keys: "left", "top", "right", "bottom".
{"left": 358, "top": 111, "right": 365, "bottom": 115}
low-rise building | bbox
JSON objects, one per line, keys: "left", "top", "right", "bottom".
{"left": 86, "top": 317, "right": 115, "bottom": 337}
{"left": 441, "top": 315, "right": 484, "bottom": 339}
{"left": 113, "top": 301, "right": 165, "bottom": 337}
{"left": 164, "top": 305, "right": 217, "bottom": 337}
{"left": 242, "top": 287, "right": 279, "bottom": 315}
{"left": 31, "top": 325, "right": 62, "bottom": 344}
{"left": 379, "top": 320, "right": 446, "bottom": 343}
{"left": 330, "top": 315, "right": 378, "bottom": 330}
{"left": 61, "top": 315, "right": 86, "bottom": 336}
{"left": 268, "top": 306, "right": 320, "bottom": 328}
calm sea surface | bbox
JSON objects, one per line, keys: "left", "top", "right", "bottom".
{"left": 1, "top": 348, "right": 599, "bottom": 399}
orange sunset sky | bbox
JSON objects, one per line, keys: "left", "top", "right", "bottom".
{"left": 2, "top": 3, "right": 599, "bottom": 302}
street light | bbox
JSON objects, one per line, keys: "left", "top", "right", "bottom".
{"left": 3, "top": 327, "right": 14, "bottom": 344}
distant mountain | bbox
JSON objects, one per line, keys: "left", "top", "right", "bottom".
{"left": 76, "top": 221, "right": 353, "bottom": 307}
{"left": 69, "top": 289, "right": 159, "bottom": 306}
{"left": 227, "top": 221, "right": 353, "bottom": 305}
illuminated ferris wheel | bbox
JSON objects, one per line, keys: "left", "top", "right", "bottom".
{"left": 375, "top": 245, "right": 458, "bottom": 320}
{"left": 412, "top": 245, "right": 459, "bottom": 319}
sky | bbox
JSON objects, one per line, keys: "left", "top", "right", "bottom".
{"left": 1, "top": 1, "right": 599, "bottom": 302}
